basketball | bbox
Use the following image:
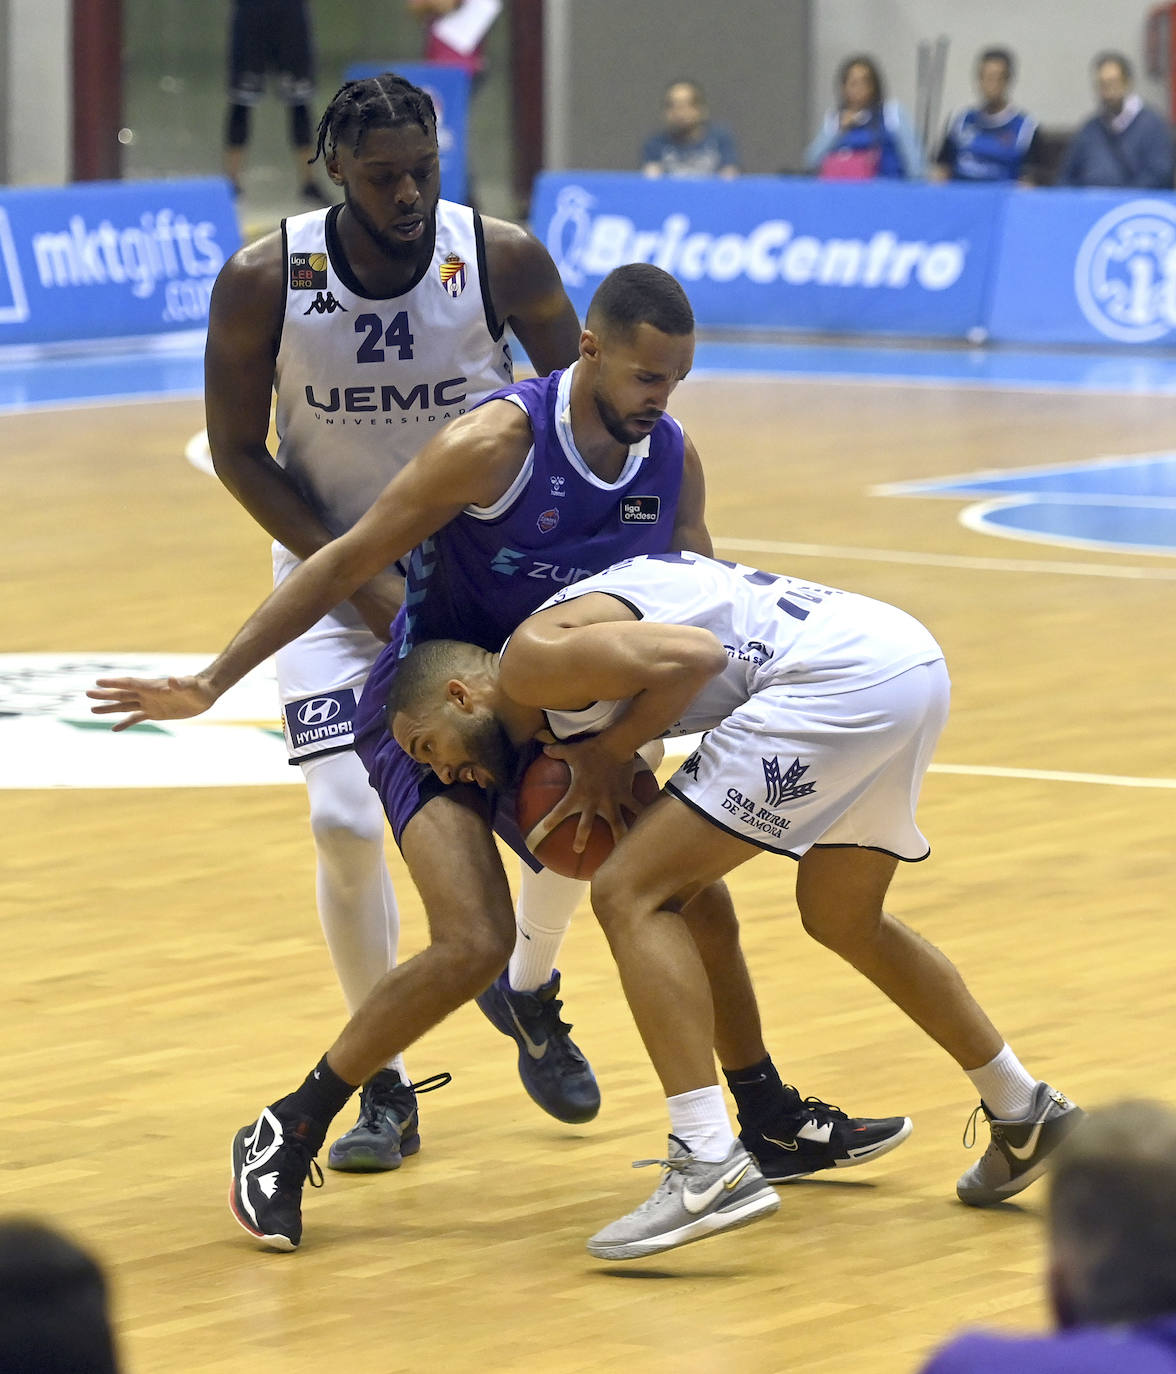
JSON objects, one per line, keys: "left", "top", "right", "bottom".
{"left": 516, "top": 753, "right": 661, "bottom": 880}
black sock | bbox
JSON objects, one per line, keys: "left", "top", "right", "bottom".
{"left": 270, "top": 1055, "right": 358, "bottom": 1142}
{"left": 723, "top": 1055, "right": 800, "bottom": 1130}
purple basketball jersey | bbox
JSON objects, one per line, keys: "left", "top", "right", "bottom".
{"left": 398, "top": 364, "right": 685, "bottom": 653}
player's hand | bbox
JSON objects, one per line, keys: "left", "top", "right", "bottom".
{"left": 539, "top": 739, "right": 647, "bottom": 854}
{"left": 349, "top": 570, "right": 405, "bottom": 641}
{"left": 86, "top": 675, "right": 219, "bottom": 731}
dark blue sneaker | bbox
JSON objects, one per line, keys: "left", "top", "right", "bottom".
{"left": 327, "top": 1069, "right": 451, "bottom": 1173}
{"left": 475, "top": 970, "right": 600, "bottom": 1124}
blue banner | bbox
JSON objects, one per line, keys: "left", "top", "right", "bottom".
{"left": 343, "top": 62, "right": 470, "bottom": 206}
{"left": 531, "top": 172, "right": 1005, "bottom": 338}
{"left": 0, "top": 178, "right": 239, "bottom": 348}
{"left": 987, "top": 188, "right": 1176, "bottom": 345}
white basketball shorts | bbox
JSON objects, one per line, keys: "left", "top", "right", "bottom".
{"left": 272, "top": 544, "right": 384, "bottom": 763}
{"left": 663, "top": 659, "right": 950, "bottom": 861}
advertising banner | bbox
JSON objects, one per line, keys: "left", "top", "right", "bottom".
{"left": 343, "top": 62, "right": 470, "bottom": 205}
{"left": 0, "top": 178, "right": 239, "bottom": 348}
{"left": 987, "top": 188, "right": 1176, "bottom": 345}
{"left": 531, "top": 172, "right": 1005, "bottom": 338}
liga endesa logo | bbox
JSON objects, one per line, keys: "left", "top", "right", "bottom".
{"left": 1074, "top": 199, "right": 1176, "bottom": 343}
{"left": 544, "top": 184, "right": 967, "bottom": 292}
{"left": 0, "top": 653, "right": 296, "bottom": 789}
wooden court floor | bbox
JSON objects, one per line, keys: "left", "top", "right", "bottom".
{"left": 2, "top": 376, "right": 1174, "bottom": 1373}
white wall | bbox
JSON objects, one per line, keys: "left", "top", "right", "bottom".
{"left": 5, "top": 0, "right": 69, "bottom": 185}
{"left": 811, "top": 0, "right": 1168, "bottom": 138}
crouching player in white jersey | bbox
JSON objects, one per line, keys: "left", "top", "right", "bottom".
{"left": 384, "top": 552, "right": 1084, "bottom": 1260}
{"left": 203, "top": 71, "right": 590, "bottom": 1164}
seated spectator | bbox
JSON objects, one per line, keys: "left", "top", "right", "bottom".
{"left": 0, "top": 1217, "right": 119, "bottom": 1373}
{"left": 1059, "top": 52, "right": 1174, "bottom": 189}
{"left": 918, "top": 1099, "right": 1176, "bottom": 1373}
{"left": 641, "top": 80, "right": 739, "bottom": 179}
{"left": 805, "top": 55, "right": 925, "bottom": 180}
{"left": 933, "top": 48, "right": 1044, "bottom": 184}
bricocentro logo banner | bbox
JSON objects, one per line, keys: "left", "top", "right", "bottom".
{"left": 533, "top": 172, "right": 1001, "bottom": 338}
{"left": 0, "top": 177, "right": 239, "bottom": 346}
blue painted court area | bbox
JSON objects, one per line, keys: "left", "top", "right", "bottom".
{"left": 8, "top": 333, "right": 1176, "bottom": 414}
{"left": 881, "top": 454, "right": 1176, "bottom": 555}
{"left": 3, "top": 331, "right": 1174, "bottom": 555}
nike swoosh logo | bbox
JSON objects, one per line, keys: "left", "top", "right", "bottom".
{"left": 1006, "top": 1119, "right": 1046, "bottom": 1161}
{"left": 682, "top": 1161, "right": 753, "bottom": 1214}
{"left": 760, "top": 1133, "right": 799, "bottom": 1151}
{"left": 507, "top": 1005, "right": 547, "bottom": 1061}
{"left": 242, "top": 1111, "right": 280, "bottom": 1168}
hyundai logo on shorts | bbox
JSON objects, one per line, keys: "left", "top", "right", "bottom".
{"left": 297, "top": 697, "right": 342, "bottom": 726}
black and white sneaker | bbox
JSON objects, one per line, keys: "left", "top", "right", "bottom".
{"left": 229, "top": 1107, "right": 324, "bottom": 1251}
{"left": 741, "top": 1087, "right": 913, "bottom": 1183}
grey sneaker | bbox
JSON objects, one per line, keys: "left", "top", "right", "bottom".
{"left": 327, "top": 1069, "right": 450, "bottom": 1173}
{"left": 956, "top": 1081, "right": 1084, "bottom": 1206}
{"left": 587, "top": 1136, "right": 780, "bottom": 1261}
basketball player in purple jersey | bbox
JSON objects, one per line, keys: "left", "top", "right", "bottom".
{"left": 203, "top": 71, "right": 595, "bottom": 1168}
{"left": 91, "top": 265, "right": 911, "bottom": 1252}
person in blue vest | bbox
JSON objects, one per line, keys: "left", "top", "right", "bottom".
{"left": 918, "top": 1099, "right": 1176, "bottom": 1374}
{"left": 804, "top": 55, "right": 924, "bottom": 181}
{"left": 933, "top": 48, "right": 1044, "bottom": 185}
{"left": 1059, "top": 52, "right": 1175, "bottom": 190}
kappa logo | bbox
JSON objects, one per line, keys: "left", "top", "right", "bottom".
{"left": 1074, "top": 199, "right": 1176, "bottom": 343}
{"left": 762, "top": 755, "right": 817, "bottom": 809}
{"left": 303, "top": 290, "right": 347, "bottom": 316}
{"left": 681, "top": 750, "right": 702, "bottom": 780}
{"left": 296, "top": 697, "right": 342, "bottom": 727}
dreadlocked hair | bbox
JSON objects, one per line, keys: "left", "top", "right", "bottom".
{"left": 311, "top": 72, "right": 437, "bottom": 164}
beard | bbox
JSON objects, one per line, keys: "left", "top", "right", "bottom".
{"left": 344, "top": 186, "right": 434, "bottom": 262}
{"left": 461, "top": 713, "right": 520, "bottom": 789}
{"left": 593, "top": 388, "right": 660, "bottom": 446}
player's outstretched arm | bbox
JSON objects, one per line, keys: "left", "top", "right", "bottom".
{"left": 87, "top": 403, "right": 534, "bottom": 728}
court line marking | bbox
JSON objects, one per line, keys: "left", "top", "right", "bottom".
{"left": 711, "top": 534, "right": 1176, "bottom": 580}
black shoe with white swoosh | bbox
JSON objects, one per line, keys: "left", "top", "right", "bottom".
{"left": 230, "top": 1107, "right": 324, "bottom": 1251}
{"left": 956, "top": 1082, "right": 1083, "bottom": 1206}
{"left": 740, "top": 1087, "right": 913, "bottom": 1183}
{"left": 586, "top": 1135, "right": 779, "bottom": 1261}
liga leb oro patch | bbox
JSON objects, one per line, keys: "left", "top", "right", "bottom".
{"left": 290, "top": 252, "right": 328, "bottom": 290}
{"left": 439, "top": 253, "right": 467, "bottom": 298}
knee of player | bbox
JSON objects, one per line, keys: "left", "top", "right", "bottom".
{"left": 307, "top": 802, "right": 386, "bottom": 852}
{"left": 798, "top": 898, "right": 883, "bottom": 951}
{"left": 431, "top": 924, "right": 514, "bottom": 996}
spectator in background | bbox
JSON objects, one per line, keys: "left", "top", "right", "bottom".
{"left": 805, "top": 55, "right": 925, "bottom": 180}
{"left": 407, "top": 0, "right": 502, "bottom": 81}
{"left": 933, "top": 48, "right": 1044, "bottom": 185}
{"left": 1059, "top": 52, "right": 1174, "bottom": 189}
{"left": 0, "top": 1218, "right": 119, "bottom": 1374}
{"left": 223, "top": 0, "right": 327, "bottom": 204}
{"left": 918, "top": 1100, "right": 1176, "bottom": 1373}
{"left": 641, "top": 80, "right": 740, "bottom": 179}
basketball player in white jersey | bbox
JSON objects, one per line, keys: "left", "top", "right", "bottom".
{"left": 203, "top": 72, "right": 590, "bottom": 1168}
{"left": 384, "top": 552, "right": 1082, "bottom": 1260}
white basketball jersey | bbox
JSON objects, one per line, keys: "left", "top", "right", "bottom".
{"left": 532, "top": 552, "right": 944, "bottom": 739}
{"left": 274, "top": 200, "right": 513, "bottom": 541}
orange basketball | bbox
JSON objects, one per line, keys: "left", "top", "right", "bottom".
{"left": 516, "top": 753, "right": 661, "bottom": 880}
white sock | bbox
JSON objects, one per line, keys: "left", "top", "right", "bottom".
{"left": 667, "top": 1086, "right": 736, "bottom": 1162}
{"left": 508, "top": 864, "right": 585, "bottom": 991}
{"left": 302, "top": 751, "right": 407, "bottom": 1082}
{"left": 966, "top": 1044, "right": 1037, "bottom": 1120}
